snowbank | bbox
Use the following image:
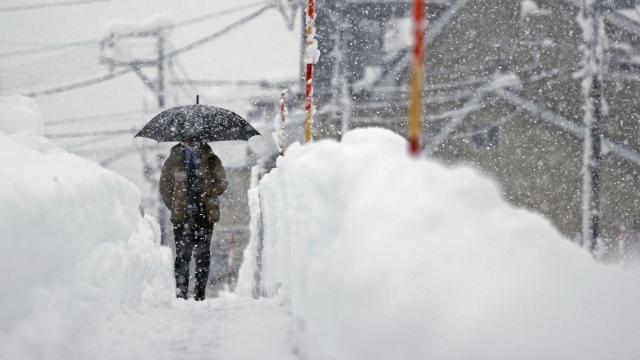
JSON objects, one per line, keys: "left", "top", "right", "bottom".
{"left": 238, "top": 128, "right": 640, "bottom": 360}
{"left": 0, "top": 96, "right": 44, "bottom": 135}
{"left": 0, "top": 100, "right": 173, "bottom": 359}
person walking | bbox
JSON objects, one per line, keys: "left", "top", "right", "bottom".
{"left": 159, "top": 138, "right": 228, "bottom": 301}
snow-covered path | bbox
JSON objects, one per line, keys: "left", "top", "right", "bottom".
{"left": 72, "top": 295, "right": 298, "bottom": 360}
{"left": 5, "top": 98, "right": 640, "bottom": 360}
{"left": 0, "top": 97, "right": 297, "bottom": 360}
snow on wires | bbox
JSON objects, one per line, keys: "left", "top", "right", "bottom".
{"left": 0, "top": 0, "right": 114, "bottom": 12}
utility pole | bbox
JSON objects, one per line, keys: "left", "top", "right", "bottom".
{"left": 276, "top": 90, "right": 287, "bottom": 155}
{"left": 157, "top": 33, "right": 166, "bottom": 109}
{"left": 100, "top": 25, "right": 171, "bottom": 245}
{"left": 580, "top": 0, "right": 606, "bottom": 255}
{"left": 328, "top": 29, "right": 351, "bottom": 139}
{"left": 154, "top": 32, "right": 169, "bottom": 245}
{"left": 408, "top": 0, "right": 426, "bottom": 156}
{"left": 303, "top": 0, "right": 318, "bottom": 143}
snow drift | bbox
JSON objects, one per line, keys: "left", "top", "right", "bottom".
{"left": 238, "top": 128, "right": 640, "bottom": 360}
{"left": 0, "top": 96, "right": 45, "bottom": 135}
{"left": 0, "top": 96, "right": 173, "bottom": 359}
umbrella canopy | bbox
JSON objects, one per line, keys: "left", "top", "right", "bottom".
{"left": 135, "top": 104, "right": 260, "bottom": 142}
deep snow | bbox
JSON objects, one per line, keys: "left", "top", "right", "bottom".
{"left": 238, "top": 128, "right": 640, "bottom": 360}
{"left": 0, "top": 95, "right": 172, "bottom": 357}
{"left": 4, "top": 95, "right": 640, "bottom": 359}
{"left": 0, "top": 96, "right": 296, "bottom": 360}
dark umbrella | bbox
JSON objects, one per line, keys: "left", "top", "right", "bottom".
{"left": 135, "top": 96, "right": 260, "bottom": 142}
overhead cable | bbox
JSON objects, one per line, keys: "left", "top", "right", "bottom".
{"left": 25, "top": 5, "right": 274, "bottom": 97}
{"left": 46, "top": 109, "right": 147, "bottom": 125}
{"left": 45, "top": 127, "right": 138, "bottom": 139}
{"left": 24, "top": 67, "right": 132, "bottom": 97}
{"left": 0, "top": 0, "right": 113, "bottom": 12}
{"left": 171, "top": 2, "right": 269, "bottom": 29}
{"left": 167, "top": 4, "right": 273, "bottom": 58}
{"left": 0, "top": 39, "right": 99, "bottom": 57}
{"left": 0, "top": 2, "right": 266, "bottom": 57}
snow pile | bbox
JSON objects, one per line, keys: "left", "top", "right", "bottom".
{"left": 0, "top": 96, "right": 44, "bottom": 135}
{"left": 0, "top": 98, "right": 173, "bottom": 359}
{"left": 236, "top": 165, "right": 266, "bottom": 299}
{"left": 239, "top": 128, "right": 640, "bottom": 360}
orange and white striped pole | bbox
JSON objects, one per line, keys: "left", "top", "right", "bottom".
{"left": 408, "top": 0, "right": 425, "bottom": 155}
{"left": 304, "top": 0, "right": 318, "bottom": 143}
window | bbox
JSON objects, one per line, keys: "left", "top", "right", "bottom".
{"left": 470, "top": 125, "right": 500, "bottom": 150}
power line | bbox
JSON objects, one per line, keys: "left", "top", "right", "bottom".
{"left": 45, "top": 127, "right": 138, "bottom": 139}
{"left": 170, "top": 56, "right": 208, "bottom": 104}
{"left": 100, "top": 146, "right": 156, "bottom": 167}
{"left": 1, "top": 55, "right": 107, "bottom": 92}
{"left": 0, "top": 39, "right": 99, "bottom": 57}
{"left": 0, "top": 39, "right": 71, "bottom": 45}
{"left": 23, "top": 67, "right": 132, "bottom": 97}
{"left": 46, "top": 109, "right": 147, "bottom": 125}
{"left": 1, "top": 46, "right": 96, "bottom": 69}
{"left": 171, "top": 2, "right": 269, "bottom": 29}
{"left": 100, "top": 2, "right": 271, "bottom": 39}
{"left": 25, "top": 5, "right": 274, "bottom": 97}
{"left": 1, "top": 51, "right": 100, "bottom": 79}
{"left": 0, "top": 3, "right": 267, "bottom": 58}
{"left": 0, "top": 0, "right": 113, "bottom": 12}
{"left": 66, "top": 134, "right": 120, "bottom": 152}
{"left": 167, "top": 4, "right": 273, "bottom": 58}
{"left": 171, "top": 79, "right": 298, "bottom": 88}
{"left": 0, "top": 50, "right": 100, "bottom": 81}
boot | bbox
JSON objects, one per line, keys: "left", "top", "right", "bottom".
{"left": 176, "top": 274, "right": 189, "bottom": 300}
{"left": 194, "top": 284, "right": 206, "bottom": 301}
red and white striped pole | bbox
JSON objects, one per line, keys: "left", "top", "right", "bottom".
{"left": 278, "top": 90, "right": 287, "bottom": 155}
{"left": 408, "top": 0, "right": 425, "bottom": 155}
{"left": 304, "top": 0, "right": 318, "bottom": 143}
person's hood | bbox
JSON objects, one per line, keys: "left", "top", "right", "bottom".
{"left": 171, "top": 142, "right": 213, "bottom": 156}
{"left": 183, "top": 143, "right": 198, "bottom": 152}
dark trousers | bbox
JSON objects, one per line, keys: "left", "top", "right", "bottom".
{"left": 173, "top": 222, "right": 213, "bottom": 300}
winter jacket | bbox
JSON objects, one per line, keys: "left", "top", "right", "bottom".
{"left": 160, "top": 143, "right": 228, "bottom": 224}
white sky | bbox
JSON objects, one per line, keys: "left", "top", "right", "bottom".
{"left": 0, "top": 0, "right": 301, "bottom": 121}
